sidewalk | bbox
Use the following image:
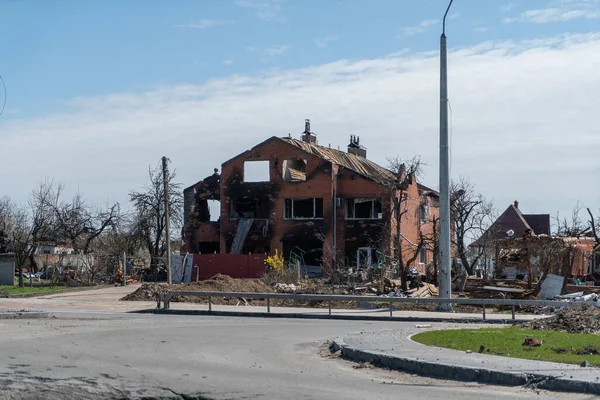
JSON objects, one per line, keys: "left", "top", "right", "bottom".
{"left": 332, "top": 326, "right": 600, "bottom": 395}
{"left": 0, "top": 285, "right": 547, "bottom": 322}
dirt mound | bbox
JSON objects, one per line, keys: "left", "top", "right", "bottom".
{"left": 121, "top": 283, "right": 169, "bottom": 302}
{"left": 121, "top": 274, "right": 273, "bottom": 304}
{"left": 522, "top": 304, "right": 600, "bottom": 334}
{"left": 190, "top": 274, "right": 272, "bottom": 293}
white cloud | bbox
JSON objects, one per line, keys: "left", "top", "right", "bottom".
{"left": 501, "top": 4, "right": 515, "bottom": 12}
{"left": 505, "top": 1, "right": 600, "bottom": 23}
{"left": 403, "top": 19, "right": 438, "bottom": 36}
{"left": 474, "top": 26, "right": 489, "bottom": 33}
{"left": 1, "top": 33, "right": 600, "bottom": 218}
{"left": 175, "top": 19, "right": 233, "bottom": 29}
{"left": 315, "top": 35, "right": 341, "bottom": 48}
{"left": 236, "top": 0, "right": 286, "bottom": 22}
{"left": 504, "top": 7, "right": 600, "bottom": 23}
{"left": 222, "top": 59, "right": 234, "bottom": 66}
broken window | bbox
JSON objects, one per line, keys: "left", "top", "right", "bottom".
{"left": 282, "top": 159, "right": 307, "bottom": 182}
{"left": 284, "top": 198, "right": 323, "bottom": 219}
{"left": 419, "top": 247, "right": 427, "bottom": 265}
{"left": 419, "top": 202, "right": 429, "bottom": 223}
{"left": 243, "top": 160, "right": 270, "bottom": 182}
{"left": 230, "top": 198, "right": 269, "bottom": 219}
{"left": 346, "top": 198, "right": 382, "bottom": 219}
{"left": 208, "top": 200, "right": 221, "bottom": 222}
{"left": 357, "top": 247, "right": 372, "bottom": 268}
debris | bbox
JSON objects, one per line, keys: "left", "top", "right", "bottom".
{"left": 522, "top": 336, "right": 542, "bottom": 347}
{"left": 483, "top": 286, "right": 526, "bottom": 294}
{"left": 415, "top": 324, "right": 431, "bottom": 328}
{"left": 274, "top": 283, "right": 299, "bottom": 293}
{"left": 466, "top": 350, "right": 472, "bottom": 354}
{"left": 573, "top": 346, "right": 600, "bottom": 355}
{"left": 581, "top": 361, "right": 590, "bottom": 368}
{"left": 478, "top": 345, "right": 485, "bottom": 353}
{"left": 537, "top": 274, "right": 565, "bottom": 300}
{"left": 522, "top": 304, "right": 600, "bottom": 333}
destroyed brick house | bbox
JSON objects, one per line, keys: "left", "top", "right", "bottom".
{"left": 471, "top": 201, "right": 598, "bottom": 282}
{"left": 182, "top": 121, "right": 440, "bottom": 276}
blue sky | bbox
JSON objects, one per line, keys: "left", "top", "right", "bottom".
{"left": 1, "top": 0, "right": 599, "bottom": 230}
{"left": 3, "top": 0, "right": 599, "bottom": 118}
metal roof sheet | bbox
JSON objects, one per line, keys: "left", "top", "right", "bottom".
{"left": 279, "top": 137, "right": 395, "bottom": 182}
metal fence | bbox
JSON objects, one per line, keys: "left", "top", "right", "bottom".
{"left": 162, "top": 290, "right": 581, "bottom": 321}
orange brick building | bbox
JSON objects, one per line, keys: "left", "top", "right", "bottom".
{"left": 183, "top": 122, "right": 439, "bottom": 275}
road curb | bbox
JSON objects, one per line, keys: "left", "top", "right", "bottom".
{"left": 0, "top": 311, "right": 50, "bottom": 319}
{"left": 331, "top": 337, "right": 600, "bottom": 395}
{"left": 134, "top": 308, "right": 535, "bottom": 324}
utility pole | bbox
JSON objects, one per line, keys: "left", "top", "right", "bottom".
{"left": 123, "top": 252, "right": 127, "bottom": 287}
{"left": 437, "top": 0, "right": 454, "bottom": 312}
{"left": 162, "top": 156, "right": 172, "bottom": 285}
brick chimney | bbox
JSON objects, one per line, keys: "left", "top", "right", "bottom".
{"left": 301, "top": 119, "right": 317, "bottom": 144}
{"left": 347, "top": 135, "right": 367, "bottom": 158}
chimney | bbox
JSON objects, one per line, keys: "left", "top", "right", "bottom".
{"left": 347, "top": 135, "right": 367, "bottom": 158}
{"left": 301, "top": 119, "right": 317, "bottom": 144}
{"left": 514, "top": 200, "right": 519, "bottom": 209}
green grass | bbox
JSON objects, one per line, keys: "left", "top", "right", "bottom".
{"left": 0, "top": 285, "right": 73, "bottom": 297}
{"left": 412, "top": 327, "right": 600, "bottom": 366}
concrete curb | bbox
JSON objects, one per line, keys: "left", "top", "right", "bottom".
{"left": 0, "top": 311, "right": 50, "bottom": 319}
{"left": 134, "top": 308, "right": 536, "bottom": 324}
{"left": 331, "top": 337, "right": 600, "bottom": 395}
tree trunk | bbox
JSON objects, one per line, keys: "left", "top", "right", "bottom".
{"left": 18, "top": 264, "right": 23, "bottom": 287}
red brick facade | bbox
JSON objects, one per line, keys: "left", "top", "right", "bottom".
{"left": 183, "top": 134, "right": 439, "bottom": 275}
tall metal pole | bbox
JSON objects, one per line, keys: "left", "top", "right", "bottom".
{"left": 437, "top": 0, "right": 454, "bottom": 312}
{"left": 122, "top": 252, "right": 127, "bottom": 287}
{"left": 162, "top": 156, "right": 172, "bottom": 285}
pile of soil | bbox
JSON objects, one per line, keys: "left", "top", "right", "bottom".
{"left": 522, "top": 304, "right": 600, "bottom": 334}
{"left": 121, "top": 274, "right": 274, "bottom": 305}
{"left": 191, "top": 274, "right": 273, "bottom": 293}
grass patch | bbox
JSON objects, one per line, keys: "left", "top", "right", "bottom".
{"left": 0, "top": 285, "right": 74, "bottom": 297}
{"left": 412, "top": 327, "right": 600, "bottom": 366}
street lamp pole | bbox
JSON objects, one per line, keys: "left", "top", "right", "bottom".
{"left": 437, "top": 0, "right": 454, "bottom": 312}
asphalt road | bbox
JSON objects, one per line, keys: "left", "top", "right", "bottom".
{"left": 0, "top": 314, "right": 594, "bottom": 400}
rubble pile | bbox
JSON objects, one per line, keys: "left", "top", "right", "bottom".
{"left": 121, "top": 283, "right": 170, "bottom": 302}
{"left": 522, "top": 304, "right": 600, "bottom": 334}
{"left": 463, "top": 278, "right": 532, "bottom": 298}
{"left": 190, "top": 274, "right": 272, "bottom": 293}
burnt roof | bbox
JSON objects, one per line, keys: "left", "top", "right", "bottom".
{"left": 279, "top": 137, "right": 395, "bottom": 182}
{"left": 417, "top": 182, "right": 439, "bottom": 197}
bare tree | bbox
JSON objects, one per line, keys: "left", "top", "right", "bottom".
{"left": 450, "top": 178, "right": 494, "bottom": 276}
{"left": 129, "top": 163, "right": 183, "bottom": 270}
{"left": 378, "top": 156, "right": 427, "bottom": 290}
{"left": 53, "top": 193, "right": 120, "bottom": 252}
{"left": 425, "top": 215, "right": 440, "bottom": 284}
{"left": 586, "top": 207, "right": 599, "bottom": 245}
{"left": 554, "top": 202, "right": 588, "bottom": 237}
{"left": 0, "top": 196, "right": 14, "bottom": 253}
{"left": 52, "top": 193, "right": 122, "bottom": 284}
{"left": 9, "top": 181, "right": 58, "bottom": 286}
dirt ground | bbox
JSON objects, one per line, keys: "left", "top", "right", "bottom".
{"left": 522, "top": 304, "right": 600, "bottom": 334}
{"left": 121, "top": 274, "right": 484, "bottom": 313}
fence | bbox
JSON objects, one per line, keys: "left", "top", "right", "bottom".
{"left": 162, "top": 290, "right": 581, "bottom": 321}
{"left": 191, "top": 254, "right": 266, "bottom": 281}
